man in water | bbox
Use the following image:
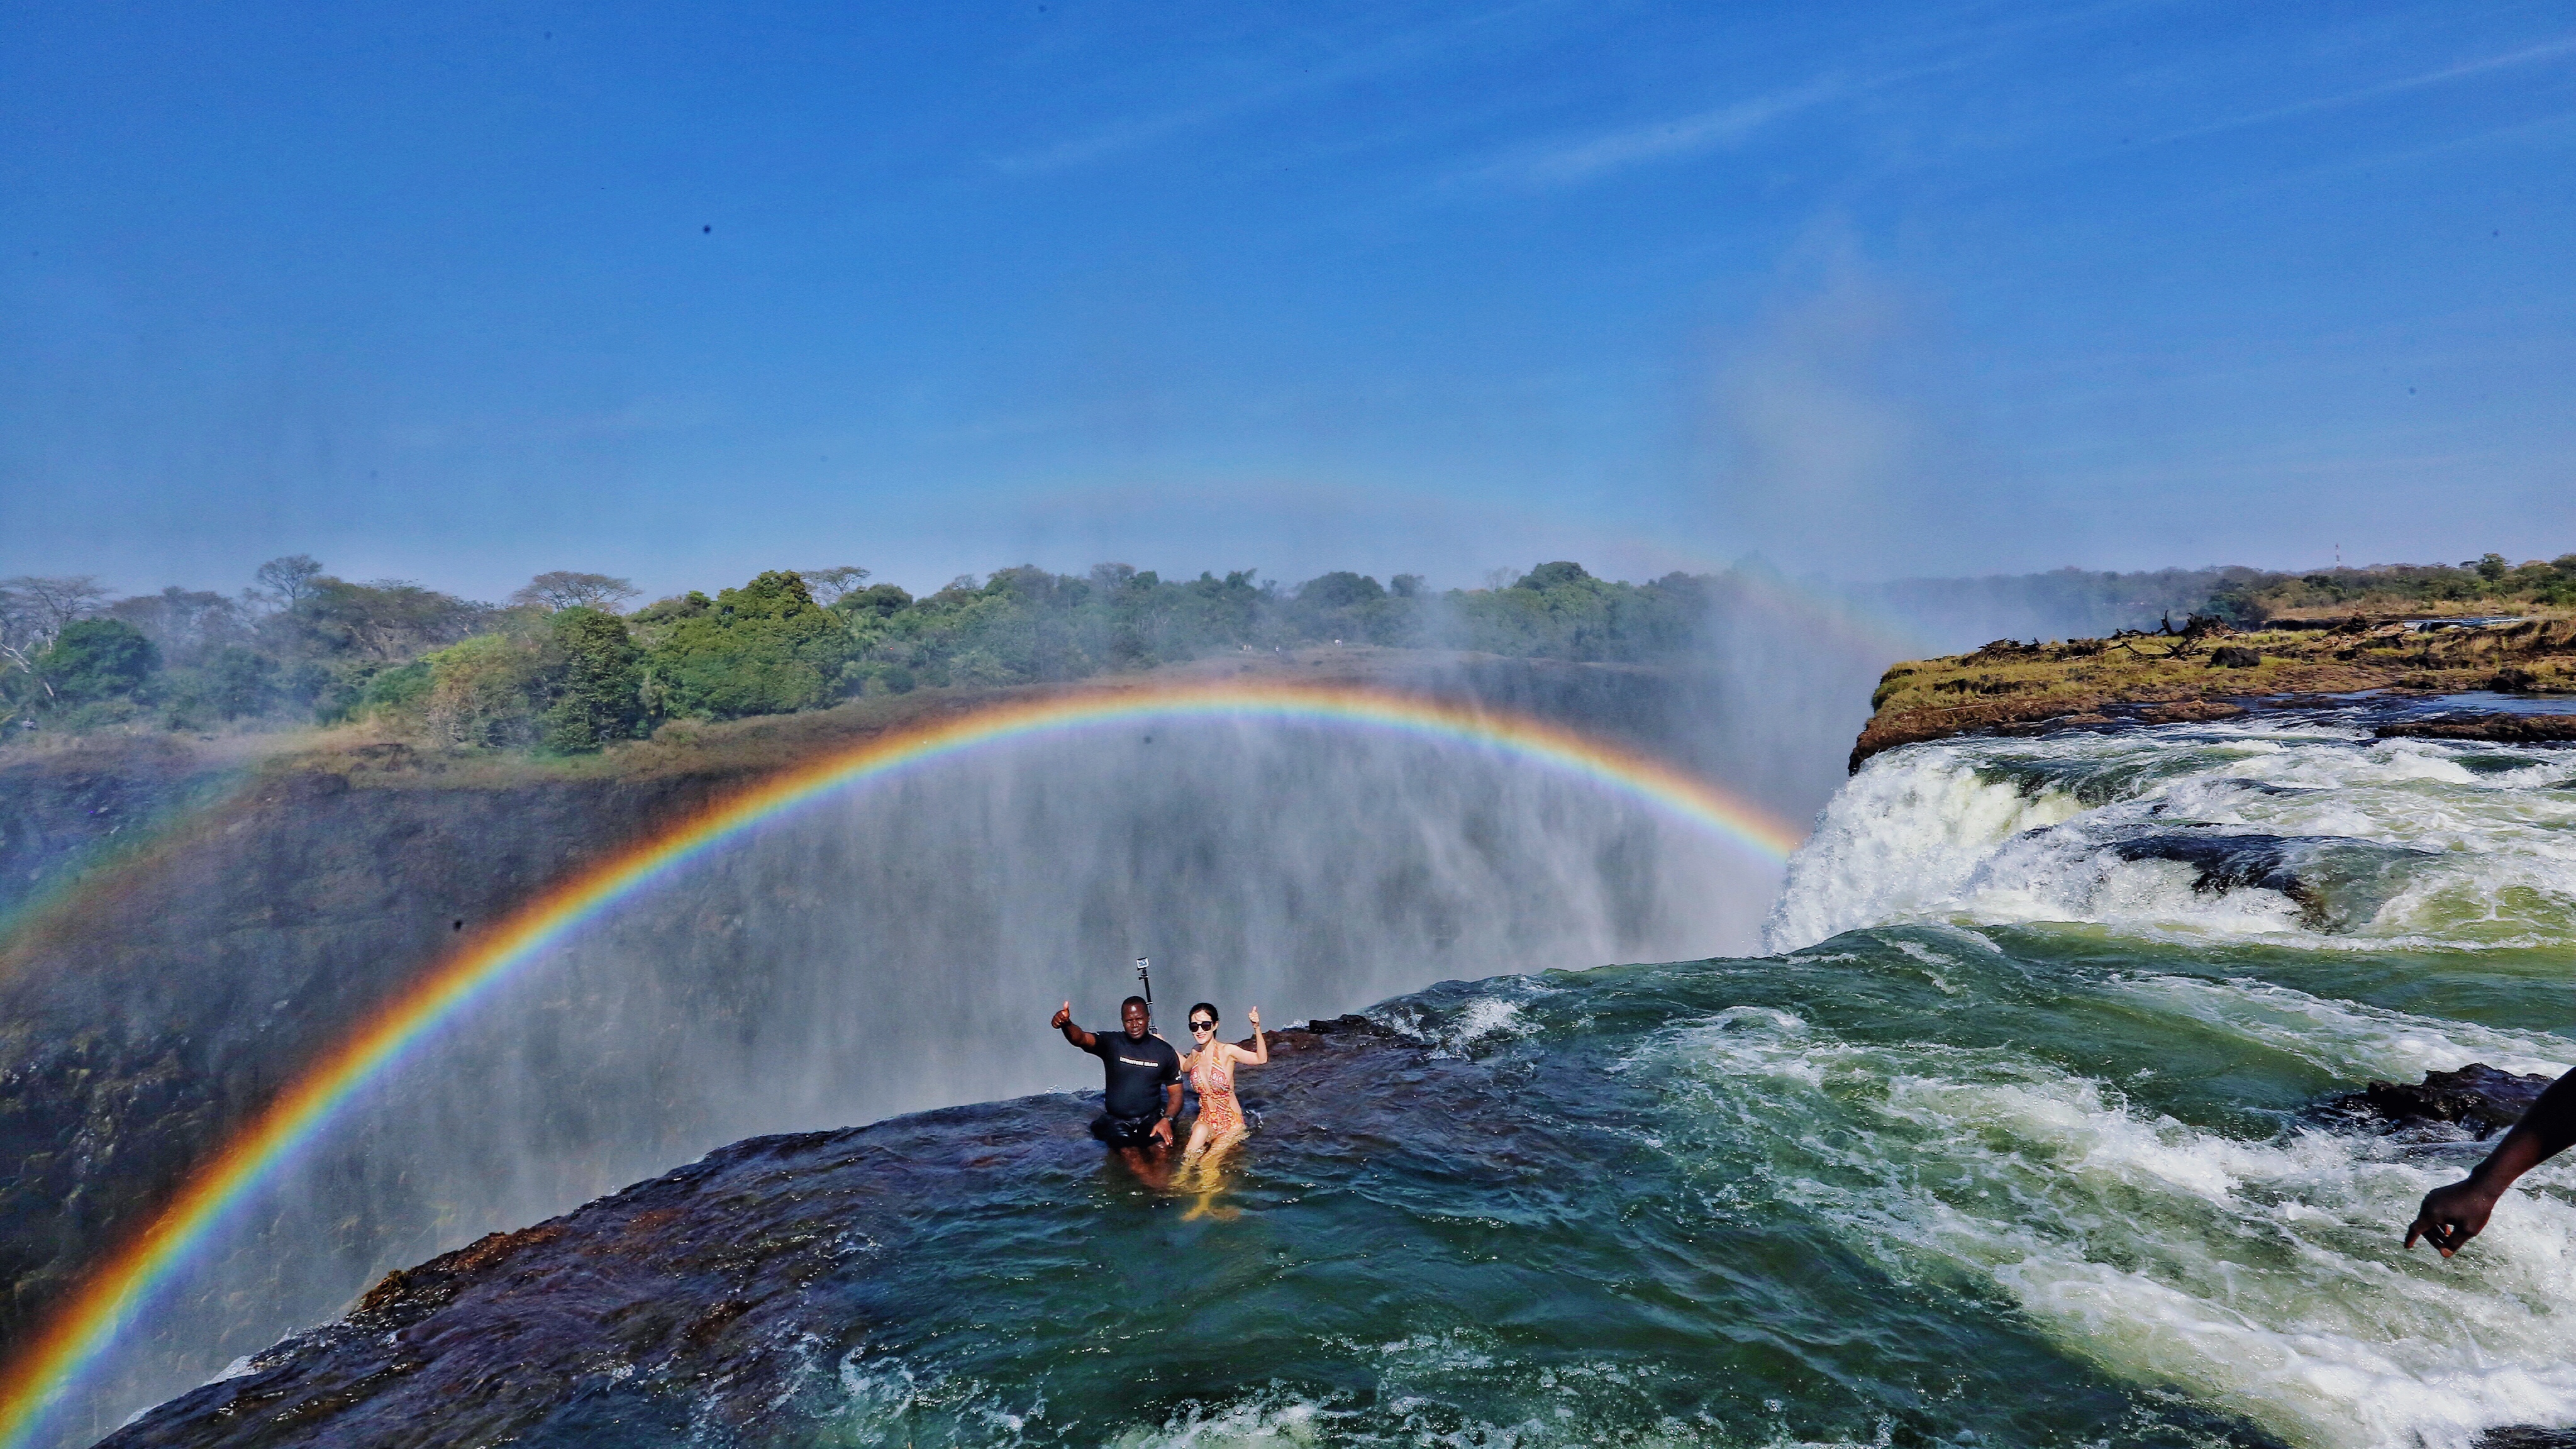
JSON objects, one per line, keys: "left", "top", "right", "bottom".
{"left": 2407, "top": 1070, "right": 2576, "bottom": 1256}
{"left": 1052, "top": 995, "right": 1183, "bottom": 1154}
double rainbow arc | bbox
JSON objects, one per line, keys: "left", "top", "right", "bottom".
{"left": 0, "top": 679, "right": 1801, "bottom": 1448}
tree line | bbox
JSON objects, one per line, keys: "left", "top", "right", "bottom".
{"left": 0, "top": 558, "right": 1720, "bottom": 754}
{"left": 2203, "top": 553, "right": 2576, "bottom": 624}
{"left": 13, "top": 550, "right": 2559, "bottom": 755}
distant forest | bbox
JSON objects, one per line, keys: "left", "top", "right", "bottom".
{"left": 2, "top": 551, "right": 2568, "bottom": 755}
{"left": 0, "top": 558, "right": 1712, "bottom": 753}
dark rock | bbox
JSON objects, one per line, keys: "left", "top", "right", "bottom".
{"left": 2135, "top": 699, "right": 2248, "bottom": 724}
{"left": 1965, "top": 638, "right": 2045, "bottom": 661}
{"left": 2478, "top": 1427, "right": 2576, "bottom": 1449}
{"left": 2376, "top": 714, "right": 2576, "bottom": 745}
{"left": 102, "top": 1024, "right": 1441, "bottom": 1448}
{"left": 2323, "top": 1063, "right": 2556, "bottom": 1138}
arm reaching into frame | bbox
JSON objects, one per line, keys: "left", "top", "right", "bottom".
{"left": 2408, "top": 1068, "right": 2576, "bottom": 1257}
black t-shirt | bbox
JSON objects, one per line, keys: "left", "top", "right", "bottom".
{"left": 1085, "top": 1029, "right": 1181, "bottom": 1119}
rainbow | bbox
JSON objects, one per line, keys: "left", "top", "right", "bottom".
{"left": 0, "top": 679, "right": 1801, "bottom": 1448}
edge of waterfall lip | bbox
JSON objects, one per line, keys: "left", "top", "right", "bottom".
{"left": 1853, "top": 689, "right": 2576, "bottom": 769}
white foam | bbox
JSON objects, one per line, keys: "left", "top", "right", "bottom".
{"left": 1656, "top": 1013, "right": 2576, "bottom": 1449}
{"left": 1380, "top": 988, "right": 1549, "bottom": 1058}
{"left": 1766, "top": 752, "right": 2082, "bottom": 950}
{"left": 1111, "top": 1395, "right": 1328, "bottom": 1447}
{"left": 2107, "top": 975, "right": 2573, "bottom": 1082}
{"left": 1768, "top": 727, "right": 2576, "bottom": 951}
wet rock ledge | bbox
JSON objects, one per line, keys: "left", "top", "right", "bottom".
{"left": 1851, "top": 614, "right": 2576, "bottom": 769}
{"left": 99, "top": 1016, "right": 1410, "bottom": 1449}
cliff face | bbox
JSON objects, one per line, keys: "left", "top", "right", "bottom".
{"left": 0, "top": 747, "right": 742, "bottom": 1351}
{"left": 1850, "top": 614, "right": 2576, "bottom": 769}
{"left": 0, "top": 735, "right": 249, "bottom": 928}
{"left": 0, "top": 649, "right": 1742, "bottom": 1367}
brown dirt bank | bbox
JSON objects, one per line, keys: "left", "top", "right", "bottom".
{"left": 1849, "top": 613, "right": 2576, "bottom": 770}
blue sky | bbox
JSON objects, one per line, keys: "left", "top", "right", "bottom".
{"left": 4, "top": 1, "right": 2570, "bottom": 601}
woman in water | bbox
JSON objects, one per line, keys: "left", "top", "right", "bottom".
{"left": 1179, "top": 1001, "right": 1268, "bottom": 1184}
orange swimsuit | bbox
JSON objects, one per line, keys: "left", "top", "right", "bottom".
{"left": 1190, "top": 1050, "right": 1243, "bottom": 1138}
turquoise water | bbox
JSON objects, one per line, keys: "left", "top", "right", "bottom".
{"left": 108, "top": 716, "right": 2576, "bottom": 1449}
{"left": 775, "top": 719, "right": 2576, "bottom": 1449}
{"left": 714, "top": 925, "right": 2567, "bottom": 1449}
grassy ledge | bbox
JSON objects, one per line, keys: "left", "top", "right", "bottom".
{"left": 1852, "top": 611, "right": 2576, "bottom": 770}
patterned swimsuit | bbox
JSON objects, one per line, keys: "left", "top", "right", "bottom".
{"left": 1190, "top": 1050, "right": 1244, "bottom": 1138}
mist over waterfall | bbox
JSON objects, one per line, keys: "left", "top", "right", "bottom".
{"left": 1, "top": 579, "right": 2273, "bottom": 1448}
{"left": 67, "top": 711, "right": 1774, "bottom": 1439}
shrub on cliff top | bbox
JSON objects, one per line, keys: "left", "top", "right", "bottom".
{"left": 38, "top": 618, "right": 159, "bottom": 705}
{"left": 641, "top": 571, "right": 854, "bottom": 719}
{"left": 423, "top": 634, "right": 543, "bottom": 749}
{"left": 541, "top": 607, "right": 645, "bottom": 752}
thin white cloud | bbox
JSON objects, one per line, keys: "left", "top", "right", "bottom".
{"left": 1457, "top": 50, "right": 1982, "bottom": 191}
{"left": 2151, "top": 33, "right": 2576, "bottom": 145}
{"left": 993, "top": 97, "right": 1254, "bottom": 176}
{"left": 987, "top": 0, "right": 1574, "bottom": 176}
{"left": 1472, "top": 79, "right": 1844, "bottom": 187}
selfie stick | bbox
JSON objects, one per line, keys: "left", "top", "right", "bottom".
{"left": 1135, "top": 957, "right": 1153, "bottom": 1030}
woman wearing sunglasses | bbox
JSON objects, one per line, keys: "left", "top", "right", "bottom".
{"left": 1179, "top": 1001, "right": 1269, "bottom": 1172}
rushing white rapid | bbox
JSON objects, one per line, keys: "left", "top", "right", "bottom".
{"left": 1727, "top": 712, "right": 2576, "bottom": 1449}
{"left": 1768, "top": 717, "right": 2576, "bottom": 953}
{"left": 1650, "top": 965, "right": 2576, "bottom": 1449}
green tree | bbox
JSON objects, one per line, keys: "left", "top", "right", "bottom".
{"left": 511, "top": 570, "right": 640, "bottom": 612}
{"left": 275, "top": 577, "right": 487, "bottom": 661}
{"left": 422, "top": 635, "right": 542, "bottom": 748}
{"left": 199, "top": 645, "right": 279, "bottom": 719}
{"left": 253, "top": 555, "right": 325, "bottom": 608}
{"left": 40, "top": 619, "right": 159, "bottom": 704}
{"left": 643, "top": 571, "right": 854, "bottom": 719}
{"left": 541, "top": 607, "right": 645, "bottom": 752}
{"left": 348, "top": 660, "right": 435, "bottom": 719}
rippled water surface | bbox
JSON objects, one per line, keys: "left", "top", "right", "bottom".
{"left": 719, "top": 926, "right": 2570, "bottom": 1449}
{"left": 805, "top": 721, "right": 2576, "bottom": 1449}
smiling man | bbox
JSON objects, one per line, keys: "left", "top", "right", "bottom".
{"left": 1052, "top": 996, "right": 1184, "bottom": 1153}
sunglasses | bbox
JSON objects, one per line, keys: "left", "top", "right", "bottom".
{"left": 1188, "top": 1019, "right": 1218, "bottom": 1033}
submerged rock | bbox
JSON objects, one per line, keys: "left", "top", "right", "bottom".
{"left": 2090, "top": 830, "right": 2429, "bottom": 933}
{"left": 2322, "top": 1063, "right": 2556, "bottom": 1139}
